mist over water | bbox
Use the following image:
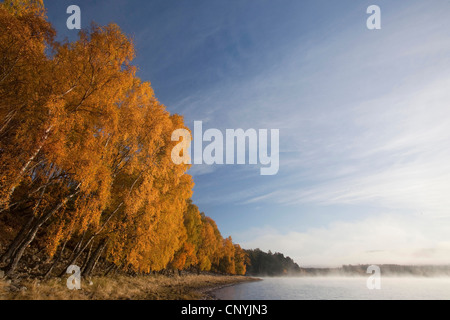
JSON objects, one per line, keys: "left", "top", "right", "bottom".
{"left": 213, "top": 277, "right": 450, "bottom": 300}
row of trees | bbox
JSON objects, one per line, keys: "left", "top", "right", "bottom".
{"left": 245, "top": 249, "right": 300, "bottom": 276}
{"left": 0, "top": 0, "right": 247, "bottom": 278}
{"left": 170, "top": 201, "right": 248, "bottom": 275}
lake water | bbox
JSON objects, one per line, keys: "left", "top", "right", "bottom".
{"left": 213, "top": 277, "right": 450, "bottom": 300}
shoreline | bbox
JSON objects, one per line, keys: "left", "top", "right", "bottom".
{"left": 198, "top": 277, "right": 262, "bottom": 300}
{"left": 0, "top": 274, "right": 261, "bottom": 300}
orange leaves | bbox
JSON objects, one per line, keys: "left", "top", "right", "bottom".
{"left": 0, "top": 2, "right": 249, "bottom": 276}
{"left": 0, "top": 2, "right": 56, "bottom": 207}
{"left": 220, "top": 237, "right": 236, "bottom": 275}
{"left": 1, "top": 1, "right": 46, "bottom": 17}
{"left": 234, "top": 244, "right": 249, "bottom": 275}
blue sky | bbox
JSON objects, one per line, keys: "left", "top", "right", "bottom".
{"left": 45, "top": 0, "right": 450, "bottom": 266}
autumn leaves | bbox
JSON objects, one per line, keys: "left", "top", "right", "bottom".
{"left": 0, "top": 0, "right": 247, "bottom": 278}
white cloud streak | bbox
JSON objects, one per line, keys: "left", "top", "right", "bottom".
{"left": 239, "top": 215, "right": 450, "bottom": 267}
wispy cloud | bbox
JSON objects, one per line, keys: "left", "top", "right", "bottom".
{"left": 242, "top": 75, "right": 450, "bottom": 216}
{"left": 238, "top": 215, "right": 450, "bottom": 267}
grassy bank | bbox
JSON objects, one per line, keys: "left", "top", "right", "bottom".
{"left": 0, "top": 274, "right": 260, "bottom": 300}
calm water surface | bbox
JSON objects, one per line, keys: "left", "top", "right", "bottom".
{"left": 213, "top": 277, "right": 450, "bottom": 300}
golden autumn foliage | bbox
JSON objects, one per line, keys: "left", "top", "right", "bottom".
{"left": 0, "top": 0, "right": 248, "bottom": 277}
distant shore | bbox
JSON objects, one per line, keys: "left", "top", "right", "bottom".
{"left": 0, "top": 274, "right": 260, "bottom": 300}
{"left": 296, "top": 264, "right": 450, "bottom": 277}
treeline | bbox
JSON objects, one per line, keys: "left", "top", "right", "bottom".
{"left": 245, "top": 249, "right": 301, "bottom": 276}
{"left": 0, "top": 0, "right": 247, "bottom": 278}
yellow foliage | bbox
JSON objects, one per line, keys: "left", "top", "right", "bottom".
{"left": 0, "top": 1, "right": 248, "bottom": 276}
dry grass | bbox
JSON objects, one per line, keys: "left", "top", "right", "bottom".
{"left": 0, "top": 274, "right": 259, "bottom": 300}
